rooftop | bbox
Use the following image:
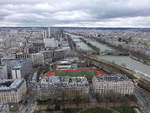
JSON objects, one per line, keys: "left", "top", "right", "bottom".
{"left": 39, "top": 76, "right": 89, "bottom": 87}
{"left": 2, "top": 58, "right": 31, "bottom": 69}
{"left": 56, "top": 60, "right": 72, "bottom": 65}
{"left": 95, "top": 74, "right": 130, "bottom": 82}
{"left": 0, "top": 79, "right": 25, "bottom": 92}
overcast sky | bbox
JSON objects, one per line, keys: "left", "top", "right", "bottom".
{"left": 0, "top": 0, "right": 150, "bottom": 27}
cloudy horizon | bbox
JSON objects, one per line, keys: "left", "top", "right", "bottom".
{"left": 0, "top": 0, "right": 150, "bottom": 27}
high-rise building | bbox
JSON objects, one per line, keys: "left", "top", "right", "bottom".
{"left": 48, "top": 27, "right": 51, "bottom": 38}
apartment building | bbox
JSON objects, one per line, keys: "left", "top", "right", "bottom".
{"left": 0, "top": 79, "right": 27, "bottom": 104}
{"left": 92, "top": 74, "right": 134, "bottom": 96}
{"left": 31, "top": 76, "right": 89, "bottom": 101}
{"left": 0, "top": 104, "right": 9, "bottom": 113}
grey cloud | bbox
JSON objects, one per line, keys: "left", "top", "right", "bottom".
{"left": 0, "top": 0, "right": 150, "bottom": 27}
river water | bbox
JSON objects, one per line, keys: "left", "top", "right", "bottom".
{"left": 71, "top": 34, "right": 93, "bottom": 51}
{"left": 97, "top": 55, "right": 150, "bottom": 76}
{"left": 69, "top": 33, "right": 150, "bottom": 76}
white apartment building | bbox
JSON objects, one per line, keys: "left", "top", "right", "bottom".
{"left": 92, "top": 74, "right": 134, "bottom": 96}
{"left": 32, "top": 76, "right": 89, "bottom": 101}
{"left": 0, "top": 104, "right": 9, "bottom": 113}
{"left": 0, "top": 79, "right": 27, "bottom": 104}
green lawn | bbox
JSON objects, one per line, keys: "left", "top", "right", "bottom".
{"left": 80, "top": 108, "right": 113, "bottom": 113}
{"left": 63, "top": 107, "right": 135, "bottom": 113}
{"left": 33, "top": 110, "right": 41, "bottom": 113}
{"left": 63, "top": 108, "right": 81, "bottom": 113}
{"left": 34, "top": 107, "right": 135, "bottom": 113}
{"left": 56, "top": 71, "right": 96, "bottom": 80}
{"left": 63, "top": 108, "right": 113, "bottom": 113}
{"left": 112, "top": 106, "right": 135, "bottom": 113}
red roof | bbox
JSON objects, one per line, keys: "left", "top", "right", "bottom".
{"left": 47, "top": 72, "right": 55, "bottom": 76}
{"left": 56, "top": 69, "right": 101, "bottom": 72}
{"left": 56, "top": 69, "right": 106, "bottom": 75}
{"left": 96, "top": 70, "right": 106, "bottom": 75}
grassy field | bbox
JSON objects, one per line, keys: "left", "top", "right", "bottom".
{"left": 63, "top": 107, "right": 135, "bottom": 113}
{"left": 34, "top": 106, "right": 135, "bottom": 113}
{"left": 33, "top": 110, "right": 41, "bottom": 113}
{"left": 63, "top": 108, "right": 81, "bottom": 113}
{"left": 56, "top": 71, "right": 96, "bottom": 80}
{"left": 63, "top": 108, "right": 113, "bottom": 113}
{"left": 80, "top": 108, "right": 113, "bottom": 113}
{"left": 112, "top": 106, "right": 135, "bottom": 113}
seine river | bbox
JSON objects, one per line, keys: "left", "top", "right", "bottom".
{"left": 69, "top": 33, "right": 150, "bottom": 76}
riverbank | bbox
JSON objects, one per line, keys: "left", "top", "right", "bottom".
{"left": 130, "top": 55, "right": 150, "bottom": 66}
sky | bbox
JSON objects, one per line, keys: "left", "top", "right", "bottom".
{"left": 0, "top": 0, "right": 150, "bottom": 27}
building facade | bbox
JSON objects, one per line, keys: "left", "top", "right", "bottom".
{"left": 0, "top": 79, "right": 27, "bottom": 104}
{"left": 43, "top": 38, "right": 58, "bottom": 48}
{"left": 31, "top": 76, "right": 89, "bottom": 101}
{"left": 0, "top": 65, "right": 8, "bottom": 79}
{"left": 39, "top": 50, "right": 53, "bottom": 65}
{"left": 11, "top": 59, "right": 33, "bottom": 79}
{"left": 2, "top": 58, "right": 33, "bottom": 79}
{"left": 92, "top": 74, "right": 134, "bottom": 96}
{"left": 31, "top": 53, "right": 44, "bottom": 66}
{"left": 0, "top": 104, "right": 9, "bottom": 113}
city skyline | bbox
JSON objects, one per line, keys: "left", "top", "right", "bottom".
{"left": 0, "top": 0, "right": 150, "bottom": 27}
{"left": 0, "top": 26, "right": 149, "bottom": 113}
